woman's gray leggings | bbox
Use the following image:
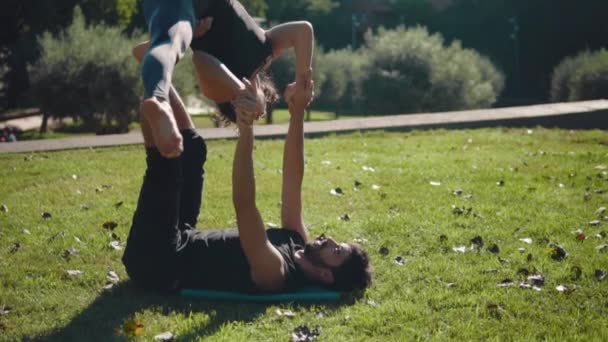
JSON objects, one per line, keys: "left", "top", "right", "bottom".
{"left": 141, "top": 0, "right": 196, "bottom": 100}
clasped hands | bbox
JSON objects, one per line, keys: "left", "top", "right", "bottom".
{"left": 233, "top": 72, "right": 314, "bottom": 130}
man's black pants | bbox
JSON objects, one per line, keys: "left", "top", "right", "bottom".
{"left": 122, "top": 129, "right": 207, "bottom": 292}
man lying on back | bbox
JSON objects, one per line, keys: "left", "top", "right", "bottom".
{"left": 122, "top": 79, "right": 372, "bottom": 293}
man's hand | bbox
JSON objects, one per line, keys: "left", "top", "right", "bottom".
{"left": 194, "top": 17, "right": 214, "bottom": 38}
{"left": 284, "top": 79, "right": 314, "bottom": 115}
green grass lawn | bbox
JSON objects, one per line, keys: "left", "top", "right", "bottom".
{"left": 1, "top": 128, "right": 607, "bottom": 341}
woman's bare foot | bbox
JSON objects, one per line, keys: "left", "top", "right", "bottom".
{"left": 141, "top": 97, "right": 183, "bottom": 158}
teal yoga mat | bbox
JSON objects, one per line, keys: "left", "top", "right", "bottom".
{"left": 180, "top": 288, "right": 342, "bottom": 302}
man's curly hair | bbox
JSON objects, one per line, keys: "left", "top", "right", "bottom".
{"left": 330, "top": 243, "right": 373, "bottom": 291}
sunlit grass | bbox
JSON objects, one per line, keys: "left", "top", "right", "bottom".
{"left": 1, "top": 128, "right": 607, "bottom": 341}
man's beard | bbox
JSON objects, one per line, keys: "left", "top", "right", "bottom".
{"left": 303, "top": 241, "right": 328, "bottom": 268}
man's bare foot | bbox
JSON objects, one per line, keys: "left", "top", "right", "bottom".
{"left": 141, "top": 97, "right": 183, "bottom": 158}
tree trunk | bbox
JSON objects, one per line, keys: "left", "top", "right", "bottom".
{"left": 266, "top": 105, "right": 274, "bottom": 124}
{"left": 39, "top": 112, "right": 49, "bottom": 133}
{"left": 305, "top": 108, "right": 311, "bottom": 122}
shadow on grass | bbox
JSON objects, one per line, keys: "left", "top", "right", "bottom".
{"left": 36, "top": 281, "right": 352, "bottom": 341}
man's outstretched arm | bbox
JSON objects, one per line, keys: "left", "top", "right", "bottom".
{"left": 232, "top": 86, "right": 285, "bottom": 291}
{"left": 280, "top": 81, "right": 314, "bottom": 241}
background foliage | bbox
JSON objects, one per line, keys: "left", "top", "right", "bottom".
{"left": 2, "top": 0, "right": 607, "bottom": 116}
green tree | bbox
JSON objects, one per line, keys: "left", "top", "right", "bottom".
{"left": 28, "top": 7, "right": 143, "bottom": 133}
{"left": 362, "top": 26, "right": 504, "bottom": 114}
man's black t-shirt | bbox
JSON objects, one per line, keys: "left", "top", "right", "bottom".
{"left": 178, "top": 228, "right": 310, "bottom": 293}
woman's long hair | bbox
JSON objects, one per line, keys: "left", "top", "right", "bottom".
{"left": 215, "top": 72, "right": 279, "bottom": 125}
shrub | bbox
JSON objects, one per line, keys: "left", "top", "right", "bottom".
{"left": 361, "top": 26, "right": 504, "bottom": 114}
{"left": 28, "top": 7, "right": 140, "bottom": 133}
{"left": 551, "top": 49, "right": 608, "bottom": 102}
{"left": 316, "top": 48, "right": 368, "bottom": 114}
{"left": 28, "top": 6, "right": 198, "bottom": 133}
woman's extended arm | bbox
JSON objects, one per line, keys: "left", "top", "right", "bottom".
{"left": 266, "top": 21, "right": 314, "bottom": 85}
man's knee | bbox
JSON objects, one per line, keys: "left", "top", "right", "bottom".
{"left": 183, "top": 130, "right": 207, "bottom": 164}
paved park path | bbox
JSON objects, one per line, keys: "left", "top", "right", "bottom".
{"left": 1, "top": 100, "right": 607, "bottom": 153}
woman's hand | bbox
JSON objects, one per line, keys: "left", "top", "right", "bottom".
{"left": 232, "top": 77, "right": 266, "bottom": 120}
{"left": 233, "top": 78, "right": 262, "bottom": 128}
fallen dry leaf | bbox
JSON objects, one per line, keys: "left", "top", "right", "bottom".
{"left": 451, "top": 205, "right": 472, "bottom": 216}
{"left": 107, "top": 271, "right": 120, "bottom": 283}
{"left": 470, "top": 236, "right": 484, "bottom": 251}
{"left": 109, "top": 241, "right": 122, "bottom": 250}
{"left": 371, "top": 184, "right": 381, "bottom": 190}
{"left": 340, "top": 214, "right": 350, "bottom": 222}
{"left": 555, "top": 284, "right": 576, "bottom": 294}
{"left": 519, "top": 238, "right": 533, "bottom": 244}
{"left": 497, "top": 279, "right": 515, "bottom": 288}
{"left": 452, "top": 245, "right": 467, "bottom": 253}
{"left": 447, "top": 283, "right": 458, "bottom": 289}
{"left": 62, "top": 248, "right": 79, "bottom": 259}
{"left": 10, "top": 242, "right": 21, "bottom": 253}
{"left": 519, "top": 274, "right": 545, "bottom": 291}
{"left": 589, "top": 220, "right": 601, "bottom": 226}
{"left": 154, "top": 331, "right": 174, "bottom": 341}
{"left": 430, "top": 181, "right": 441, "bottom": 186}
{"left": 452, "top": 188, "right": 463, "bottom": 196}
{"left": 596, "top": 244, "right": 608, "bottom": 253}
{"left": 41, "top": 212, "right": 52, "bottom": 219}
{"left": 0, "top": 205, "right": 7, "bottom": 212}
{"left": 114, "top": 201, "right": 124, "bottom": 208}
{"left": 276, "top": 309, "right": 296, "bottom": 318}
{"left": 378, "top": 246, "right": 389, "bottom": 256}
{"left": 330, "top": 188, "right": 344, "bottom": 196}
{"left": 67, "top": 270, "right": 83, "bottom": 276}
{"left": 362, "top": 166, "right": 376, "bottom": 172}
{"left": 488, "top": 244, "right": 500, "bottom": 254}
{"left": 550, "top": 244, "right": 567, "bottom": 261}
{"left": 595, "top": 269, "right": 606, "bottom": 281}
{"left": 103, "top": 221, "right": 118, "bottom": 231}
{"left": 394, "top": 256, "right": 405, "bottom": 266}
{"left": 0, "top": 305, "right": 11, "bottom": 316}
{"left": 575, "top": 229, "right": 586, "bottom": 241}
{"left": 291, "top": 325, "right": 320, "bottom": 342}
